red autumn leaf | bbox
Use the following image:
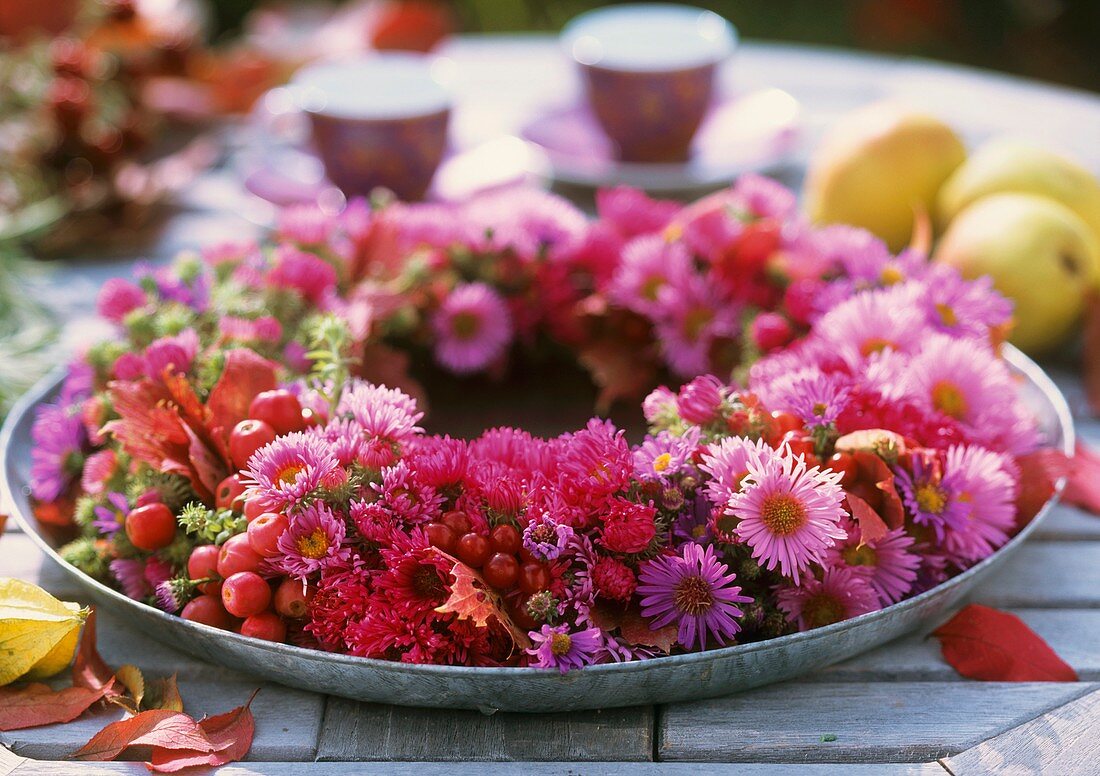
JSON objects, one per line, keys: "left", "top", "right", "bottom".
{"left": 0, "top": 511, "right": 7, "bottom": 534}
{"left": 432, "top": 551, "right": 532, "bottom": 650}
{"left": 851, "top": 451, "right": 905, "bottom": 529}
{"left": 846, "top": 493, "right": 888, "bottom": 545}
{"left": 1063, "top": 441, "right": 1100, "bottom": 515}
{"left": 33, "top": 494, "right": 76, "bottom": 527}
{"left": 147, "top": 690, "right": 258, "bottom": 772}
{"left": 69, "top": 709, "right": 228, "bottom": 761}
{"left": 370, "top": 0, "right": 454, "bottom": 53}
{"left": 1014, "top": 449, "right": 1071, "bottom": 525}
{"left": 1083, "top": 289, "right": 1100, "bottom": 416}
{"left": 72, "top": 609, "right": 119, "bottom": 694}
{"left": 590, "top": 601, "right": 678, "bottom": 654}
{"left": 0, "top": 682, "right": 112, "bottom": 731}
{"left": 206, "top": 348, "right": 278, "bottom": 444}
{"left": 933, "top": 604, "right": 1077, "bottom": 682}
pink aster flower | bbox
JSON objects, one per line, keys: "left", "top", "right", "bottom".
{"left": 431, "top": 283, "right": 513, "bottom": 375}
{"left": 608, "top": 235, "right": 692, "bottom": 316}
{"left": 915, "top": 265, "right": 1013, "bottom": 340}
{"left": 30, "top": 403, "right": 86, "bottom": 501}
{"left": 221, "top": 315, "right": 283, "bottom": 344}
{"left": 276, "top": 204, "right": 334, "bottom": 246}
{"left": 464, "top": 188, "right": 588, "bottom": 263}
{"left": 815, "top": 284, "right": 927, "bottom": 362}
{"left": 676, "top": 374, "right": 726, "bottom": 425}
{"left": 246, "top": 431, "right": 341, "bottom": 511}
{"left": 653, "top": 272, "right": 740, "bottom": 377}
{"left": 755, "top": 367, "right": 852, "bottom": 429}
{"left": 698, "top": 436, "right": 771, "bottom": 510}
{"left": 637, "top": 543, "right": 753, "bottom": 650}
{"left": 80, "top": 449, "right": 118, "bottom": 496}
{"left": 96, "top": 278, "right": 147, "bottom": 323}
{"left": 776, "top": 566, "right": 880, "bottom": 630}
{"left": 596, "top": 186, "right": 681, "bottom": 238}
{"left": 110, "top": 558, "right": 151, "bottom": 600}
{"left": 527, "top": 624, "right": 602, "bottom": 673}
{"left": 632, "top": 427, "right": 701, "bottom": 482}
{"left": 727, "top": 446, "right": 848, "bottom": 584}
{"left": 201, "top": 240, "right": 259, "bottom": 268}
{"left": 642, "top": 386, "right": 678, "bottom": 426}
{"left": 404, "top": 435, "right": 469, "bottom": 489}
{"left": 940, "top": 444, "right": 1019, "bottom": 564}
{"left": 372, "top": 460, "right": 444, "bottom": 524}
{"left": 811, "top": 224, "right": 895, "bottom": 285}
{"left": 337, "top": 380, "right": 424, "bottom": 465}
{"left": 143, "top": 328, "right": 200, "bottom": 380}
{"left": 276, "top": 502, "right": 348, "bottom": 578}
{"left": 267, "top": 245, "right": 338, "bottom": 305}
{"left": 823, "top": 517, "right": 920, "bottom": 605}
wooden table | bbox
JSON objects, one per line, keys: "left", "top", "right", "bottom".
{"left": 4, "top": 37, "right": 1100, "bottom": 775}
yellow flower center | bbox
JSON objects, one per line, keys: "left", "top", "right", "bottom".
{"left": 653, "top": 453, "right": 673, "bottom": 473}
{"left": 931, "top": 380, "right": 968, "bottom": 419}
{"left": 296, "top": 528, "right": 330, "bottom": 559}
{"left": 550, "top": 632, "right": 573, "bottom": 656}
{"left": 915, "top": 483, "right": 947, "bottom": 515}
{"left": 936, "top": 302, "right": 958, "bottom": 327}
{"left": 674, "top": 575, "right": 715, "bottom": 616}
{"left": 275, "top": 462, "right": 305, "bottom": 486}
{"left": 640, "top": 276, "right": 664, "bottom": 301}
{"left": 803, "top": 593, "right": 845, "bottom": 629}
{"left": 450, "top": 311, "right": 481, "bottom": 341}
{"left": 760, "top": 493, "right": 807, "bottom": 537}
{"left": 880, "top": 265, "right": 905, "bottom": 285}
{"left": 662, "top": 223, "right": 683, "bottom": 242}
{"left": 859, "top": 337, "right": 895, "bottom": 357}
{"left": 684, "top": 307, "right": 714, "bottom": 340}
{"left": 842, "top": 544, "right": 878, "bottom": 567}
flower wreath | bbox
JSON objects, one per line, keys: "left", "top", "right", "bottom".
{"left": 31, "top": 175, "right": 1044, "bottom": 671}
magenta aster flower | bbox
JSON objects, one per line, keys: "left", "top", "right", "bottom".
{"left": 93, "top": 492, "right": 130, "bottom": 535}
{"left": 110, "top": 558, "right": 151, "bottom": 600}
{"left": 632, "top": 427, "right": 701, "bottom": 482}
{"left": 653, "top": 272, "right": 740, "bottom": 377}
{"left": 815, "top": 285, "right": 927, "bottom": 362}
{"left": 80, "top": 449, "right": 118, "bottom": 496}
{"left": 608, "top": 235, "right": 692, "bottom": 316}
{"left": 143, "top": 328, "right": 200, "bottom": 380}
{"left": 676, "top": 374, "right": 725, "bottom": 425}
{"left": 267, "top": 245, "right": 338, "bottom": 305}
{"left": 823, "top": 517, "right": 920, "bottom": 605}
{"left": 522, "top": 511, "right": 574, "bottom": 561}
{"left": 431, "top": 282, "right": 513, "bottom": 374}
{"left": 464, "top": 188, "right": 588, "bottom": 263}
{"left": 596, "top": 186, "right": 680, "bottom": 238}
{"left": 96, "top": 278, "right": 147, "bottom": 323}
{"left": 698, "top": 436, "right": 771, "bottom": 509}
{"left": 637, "top": 543, "right": 753, "bottom": 650}
{"left": 246, "top": 431, "right": 341, "bottom": 511}
{"left": 727, "top": 446, "right": 848, "bottom": 584}
{"left": 526, "top": 624, "right": 602, "bottom": 673}
{"left": 277, "top": 204, "right": 334, "bottom": 246}
{"left": 776, "top": 566, "right": 880, "bottom": 631}
{"left": 916, "top": 265, "right": 1013, "bottom": 339}
{"left": 940, "top": 444, "right": 1019, "bottom": 564}
{"left": 756, "top": 367, "right": 852, "bottom": 429}
{"left": 371, "top": 460, "right": 444, "bottom": 524}
{"left": 893, "top": 450, "right": 969, "bottom": 540}
{"left": 276, "top": 502, "right": 348, "bottom": 578}
{"left": 30, "top": 403, "right": 86, "bottom": 501}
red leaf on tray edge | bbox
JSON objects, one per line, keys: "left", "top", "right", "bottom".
{"left": 147, "top": 689, "right": 259, "bottom": 773}
{"left": 69, "top": 708, "right": 229, "bottom": 762}
{"left": 72, "top": 609, "right": 119, "bottom": 694}
{"left": 1083, "top": 289, "right": 1100, "bottom": 416}
{"left": 1015, "top": 443, "right": 1100, "bottom": 519}
{"left": 933, "top": 604, "right": 1077, "bottom": 682}
{"left": 432, "top": 551, "right": 532, "bottom": 651}
{"left": 0, "top": 682, "right": 113, "bottom": 731}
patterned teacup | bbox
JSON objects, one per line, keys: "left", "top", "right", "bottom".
{"left": 291, "top": 54, "right": 451, "bottom": 200}
{"left": 562, "top": 4, "right": 737, "bottom": 163}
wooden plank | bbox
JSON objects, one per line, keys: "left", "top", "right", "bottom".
{"left": 973, "top": 542, "right": 1100, "bottom": 608}
{"left": 316, "top": 698, "right": 654, "bottom": 762}
{"left": 2, "top": 759, "right": 950, "bottom": 775}
{"left": 658, "top": 682, "right": 1093, "bottom": 763}
{"left": 0, "top": 532, "right": 84, "bottom": 600}
{"left": 0, "top": 680, "right": 323, "bottom": 763}
{"left": 818, "top": 609, "right": 1100, "bottom": 682}
{"left": 943, "top": 687, "right": 1100, "bottom": 776}
{"left": 1033, "top": 504, "right": 1100, "bottom": 541}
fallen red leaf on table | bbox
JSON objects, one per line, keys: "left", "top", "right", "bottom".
{"left": 70, "top": 708, "right": 228, "bottom": 762}
{"left": 147, "top": 690, "right": 258, "bottom": 773}
{"left": 1015, "top": 443, "right": 1100, "bottom": 519}
{"left": 1082, "top": 290, "right": 1100, "bottom": 416}
{"left": 1063, "top": 441, "right": 1100, "bottom": 513}
{"left": 0, "top": 682, "right": 114, "bottom": 731}
{"left": 933, "top": 604, "right": 1077, "bottom": 682}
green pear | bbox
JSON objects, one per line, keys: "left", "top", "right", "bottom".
{"left": 934, "top": 193, "right": 1100, "bottom": 355}
{"left": 803, "top": 101, "right": 966, "bottom": 251}
{"left": 936, "top": 138, "right": 1100, "bottom": 248}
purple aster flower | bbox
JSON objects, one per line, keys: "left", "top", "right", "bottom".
{"left": 637, "top": 543, "right": 753, "bottom": 651}
{"left": 144, "top": 328, "right": 200, "bottom": 380}
{"left": 522, "top": 512, "right": 574, "bottom": 561}
{"left": 940, "top": 444, "right": 1018, "bottom": 565}
{"left": 757, "top": 367, "right": 852, "bottom": 429}
{"left": 676, "top": 374, "right": 725, "bottom": 425}
{"left": 671, "top": 495, "right": 714, "bottom": 547}
{"left": 431, "top": 282, "right": 513, "bottom": 375}
{"left": 775, "top": 566, "right": 880, "bottom": 631}
{"left": 526, "top": 624, "right": 602, "bottom": 673}
{"left": 608, "top": 235, "right": 693, "bottom": 317}
{"left": 110, "top": 558, "right": 151, "bottom": 600}
{"left": 96, "top": 277, "right": 148, "bottom": 323}
{"left": 893, "top": 450, "right": 969, "bottom": 541}
{"left": 29, "top": 403, "right": 86, "bottom": 501}
{"left": 275, "top": 502, "right": 349, "bottom": 579}
{"left": 93, "top": 492, "right": 131, "bottom": 535}
{"left": 632, "top": 427, "right": 700, "bottom": 482}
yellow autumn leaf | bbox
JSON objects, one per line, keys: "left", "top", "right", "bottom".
{"left": 0, "top": 578, "right": 87, "bottom": 686}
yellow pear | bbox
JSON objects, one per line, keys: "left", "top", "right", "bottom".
{"left": 803, "top": 102, "right": 966, "bottom": 251}
{"left": 936, "top": 137, "right": 1100, "bottom": 248}
{"left": 934, "top": 193, "right": 1100, "bottom": 355}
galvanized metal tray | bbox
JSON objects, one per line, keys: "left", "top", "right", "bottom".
{"left": 0, "top": 346, "right": 1073, "bottom": 712}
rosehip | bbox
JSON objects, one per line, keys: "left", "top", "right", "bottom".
{"left": 489, "top": 524, "right": 521, "bottom": 555}
{"left": 181, "top": 594, "right": 232, "bottom": 630}
{"left": 750, "top": 312, "right": 794, "bottom": 352}
{"left": 828, "top": 452, "right": 859, "bottom": 487}
{"left": 425, "top": 522, "right": 457, "bottom": 554}
{"left": 243, "top": 497, "right": 273, "bottom": 523}
{"left": 229, "top": 419, "right": 276, "bottom": 470}
{"left": 239, "top": 611, "right": 287, "bottom": 642}
{"left": 187, "top": 544, "right": 222, "bottom": 595}
{"left": 518, "top": 562, "right": 551, "bottom": 594}
{"left": 249, "top": 389, "right": 306, "bottom": 435}
{"left": 221, "top": 571, "right": 272, "bottom": 618}
{"left": 217, "top": 534, "right": 263, "bottom": 577}
{"left": 125, "top": 503, "right": 176, "bottom": 551}
{"left": 455, "top": 532, "right": 491, "bottom": 568}
{"left": 247, "top": 512, "right": 289, "bottom": 558}
{"left": 770, "top": 411, "right": 804, "bottom": 437}
{"left": 215, "top": 474, "right": 248, "bottom": 513}
{"left": 441, "top": 510, "right": 471, "bottom": 535}
{"left": 482, "top": 553, "right": 519, "bottom": 590}
{"left": 781, "top": 430, "right": 816, "bottom": 460}
{"left": 274, "top": 578, "right": 314, "bottom": 618}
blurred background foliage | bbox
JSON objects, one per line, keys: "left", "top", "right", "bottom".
{"left": 208, "top": 0, "right": 1099, "bottom": 92}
